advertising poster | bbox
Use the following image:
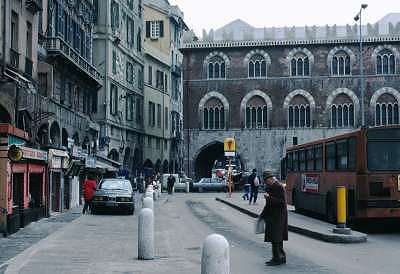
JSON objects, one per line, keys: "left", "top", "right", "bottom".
{"left": 301, "top": 173, "right": 320, "bottom": 193}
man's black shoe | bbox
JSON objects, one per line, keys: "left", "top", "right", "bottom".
{"left": 265, "top": 259, "right": 284, "bottom": 266}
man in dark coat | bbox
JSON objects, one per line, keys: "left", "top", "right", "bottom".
{"left": 167, "top": 174, "right": 175, "bottom": 194}
{"left": 259, "top": 170, "right": 288, "bottom": 266}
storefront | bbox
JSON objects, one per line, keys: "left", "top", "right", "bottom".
{"left": 0, "top": 125, "right": 48, "bottom": 235}
{"left": 48, "top": 149, "right": 69, "bottom": 213}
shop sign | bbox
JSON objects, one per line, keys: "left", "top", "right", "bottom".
{"left": 85, "top": 156, "right": 96, "bottom": 168}
{"left": 301, "top": 173, "right": 319, "bottom": 193}
{"left": 51, "top": 156, "right": 62, "bottom": 169}
{"left": 21, "top": 146, "right": 48, "bottom": 161}
{"left": 224, "top": 138, "right": 236, "bottom": 157}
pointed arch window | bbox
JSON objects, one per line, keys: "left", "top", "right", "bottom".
{"left": 291, "top": 54, "right": 310, "bottom": 77}
{"left": 376, "top": 49, "right": 396, "bottom": 75}
{"left": 207, "top": 56, "right": 226, "bottom": 79}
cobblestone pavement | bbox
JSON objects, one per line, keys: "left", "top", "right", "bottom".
{"left": 0, "top": 207, "right": 82, "bottom": 273}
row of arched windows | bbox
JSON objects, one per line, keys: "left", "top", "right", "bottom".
{"left": 206, "top": 47, "right": 398, "bottom": 79}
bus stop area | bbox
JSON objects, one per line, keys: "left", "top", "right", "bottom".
{"left": 216, "top": 195, "right": 367, "bottom": 243}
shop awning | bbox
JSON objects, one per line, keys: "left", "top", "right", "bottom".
{"left": 96, "top": 161, "right": 118, "bottom": 172}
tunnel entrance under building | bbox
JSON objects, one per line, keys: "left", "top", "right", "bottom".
{"left": 194, "top": 142, "right": 224, "bottom": 179}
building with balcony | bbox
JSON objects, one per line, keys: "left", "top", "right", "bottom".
{"left": 182, "top": 14, "right": 400, "bottom": 179}
{"left": 93, "top": 0, "right": 145, "bottom": 177}
{"left": 143, "top": 0, "right": 187, "bottom": 174}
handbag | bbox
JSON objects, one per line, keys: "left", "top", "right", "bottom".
{"left": 254, "top": 217, "right": 265, "bottom": 234}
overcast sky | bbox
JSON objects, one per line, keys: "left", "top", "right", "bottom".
{"left": 168, "top": 0, "right": 398, "bottom": 37}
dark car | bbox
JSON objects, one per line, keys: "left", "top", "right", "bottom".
{"left": 92, "top": 179, "right": 135, "bottom": 215}
{"left": 193, "top": 178, "right": 227, "bottom": 192}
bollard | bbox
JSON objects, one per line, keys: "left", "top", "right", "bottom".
{"left": 153, "top": 190, "right": 158, "bottom": 201}
{"left": 333, "top": 186, "right": 351, "bottom": 235}
{"left": 185, "top": 182, "right": 190, "bottom": 193}
{"left": 201, "top": 234, "right": 230, "bottom": 274}
{"left": 145, "top": 190, "right": 154, "bottom": 199}
{"left": 138, "top": 208, "right": 154, "bottom": 260}
{"left": 143, "top": 197, "right": 154, "bottom": 210}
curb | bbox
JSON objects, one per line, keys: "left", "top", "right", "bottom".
{"left": 216, "top": 197, "right": 367, "bottom": 244}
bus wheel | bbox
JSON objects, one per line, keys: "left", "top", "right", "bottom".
{"left": 326, "top": 192, "right": 336, "bottom": 224}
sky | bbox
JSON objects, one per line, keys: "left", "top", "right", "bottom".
{"left": 168, "top": 0, "right": 398, "bottom": 37}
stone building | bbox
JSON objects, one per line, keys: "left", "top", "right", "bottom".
{"left": 93, "top": 0, "right": 145, "bottom": 176}
{"left": 142, "top": 0, "right": 187, "bottom": 174}
{"left": 181, "top": 14, "right": 400, "bottom": 179}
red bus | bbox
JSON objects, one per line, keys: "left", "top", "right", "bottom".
{"left": 283, "top": 125, "right": 400, "bottom": 222}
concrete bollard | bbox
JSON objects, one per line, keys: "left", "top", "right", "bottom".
{"left": 138, "top": 208, "right": 154, "bottom": 260}
{"left": 143, "top": 197, "right": 154, "bottom": 210}
{"left": 201, "top": 234, "right": 230, "bottom": 274}
{"left": 185, "top": 182, "right": 190, "bottom": 193}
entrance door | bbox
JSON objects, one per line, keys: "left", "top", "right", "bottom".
{"left": 51, "top": 172, "right": 60, "bottom": 212}
{"left": 12, "top": 173, "right": 24, "bottom": 227}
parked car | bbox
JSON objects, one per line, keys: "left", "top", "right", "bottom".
{"left": 193, "top": 178, "right": 227, "bottom": 192}
{"left": 92, "top": 179, "right": 135, "bottom": 215}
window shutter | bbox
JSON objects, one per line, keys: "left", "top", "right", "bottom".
{"left": 159, "top": 21, "right": 164, "bottom": 37}
{"left": 146, "top": 21, "right": 150, "bottom": 38}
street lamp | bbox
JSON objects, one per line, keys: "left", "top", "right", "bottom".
{"left": 354, "top": 4, "right": 368, "bottom": 127}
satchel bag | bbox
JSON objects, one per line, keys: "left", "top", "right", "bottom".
{"left": 254, "top": 217, "right": 265, "bottom": 234}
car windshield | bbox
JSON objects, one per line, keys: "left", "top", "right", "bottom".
{"left": 99, "top": 180, "right": 132, "bottom": 191}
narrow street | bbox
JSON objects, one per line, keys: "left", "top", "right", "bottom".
{"left": 2, "top": 193, "right": 400, "bottom": 274}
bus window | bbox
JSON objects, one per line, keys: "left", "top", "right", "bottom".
{"left": 287, "top": 152, "right": 293, "bottom": 171}
{"left": 336, "top": 139, "right": 348, "bottom": 170}
{"left": 326, "top": 142, "right": 336, "bottom": 171}
{"left": 315, "top": 145, "right": 323, "bottom": 171}
{"left": 299, "top": 150, "right": 306, "bottom": 171}
{"left": 348, "top": 137, "right": 357, "bottom": 170}
{"left": 306, "top": 147, "right": 314, "bottom": 171}
{"left": 293, "top": 151, "right": 299, "bottom": 171}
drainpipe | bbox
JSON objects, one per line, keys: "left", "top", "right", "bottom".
{"left": 2, "top": 0, "right": 7, "bottom": 76}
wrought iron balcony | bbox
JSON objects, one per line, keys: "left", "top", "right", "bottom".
{"left": 9, "top": 48, "right": 20, "bottom": 69}
{"left": 44, "top": 37, "right": 102, "bottom": 86}
{"left": 25, "top": 57, "right": 33, "bottom": 77}
{"left": 171, "top": 65, "right": 182, "bottom": 76}
{"left": 25, "top": 0, "right": 42, "bottom": 14}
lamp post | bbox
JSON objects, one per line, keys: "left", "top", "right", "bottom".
{"left": 354, "top": 4, "right": 368, "bottom": 127}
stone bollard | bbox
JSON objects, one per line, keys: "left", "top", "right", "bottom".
{"left": 138, "top": 208, "right": 154, "bottom": 260}
{"left": 153, "top": 190, "right": 158, "bottom": 201}
{"left": 143, "top": 197, "right": 154, "bottom": 210}
{"left": 201, "top": 234, "right": 230, "bottom": 274}
{"left": 185, "top": 182, "right": 190, "bottom": 193}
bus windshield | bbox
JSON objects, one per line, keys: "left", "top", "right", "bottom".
{"left": 367, "top": 129, "right": 400, "bottom": 171}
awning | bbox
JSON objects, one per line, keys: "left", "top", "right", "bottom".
{"left": 96, "top": 161, "right": 118, "bottom": 172}
{"left": 48, "top": 149, "right": 69, "bottom": 158}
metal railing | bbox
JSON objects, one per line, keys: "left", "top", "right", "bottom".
{"left": 9, "top": 48, "right": 20, "bottom": 69}
{"left": 45, "top": 37, "right": 102, "bottom": 83}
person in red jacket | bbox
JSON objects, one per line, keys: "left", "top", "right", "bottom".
{"left": 82, "top": 175, "right": 97, "bottom": 214}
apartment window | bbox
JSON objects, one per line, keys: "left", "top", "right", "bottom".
{"left": 148, "top": 66, "right": 153, "bottom": 85}
{"left": 164, "top": 74, "right": 168, "bottom": 92}
{"left": 146, "top": 21, "right": 164, "bottom": 39}
{"left": 138, "top": 68, "right": 143, "bottom": 89}
{"left": 127, "top": 0, "right": 134, "bottom": 10}
{"left": 136, "top": 97, "right": 142, "bottom": 125}
{"left": 110, "top": 84, "right": 118, "bottom": 115}
{"left": 137, "top": 30, "right": 142, "bottom": 52}
{"left": 147, "top": 136, "right": 152, "bottom": 147}
{"left": 126, "top": 62, "right": 133, "bottom": 83}
{"left": 11, "top": 11, "right": 19, "bottom": 50}
{"left": 26, "top": 22, "right": 33, "bottom": 58}
{"left": 148, "top": 102, "right": 155, "bottom": 127}
{"left": 156, "top": 70, "right": 164, "bottom": 90}
{"left": 126, "top": 95, "right": 134, "bottom": 121}
{"left": 156, "top": 138, "right": 161, "bottom": 150}
{"left": 164, "top": 140, "right": 168, "bottom": 151}
{"left": 126, "top": 17, "right": 134, "bottom": 48}
{"left": 38, "top": 73, "right": 47, "bottom": 96}
{"left": 112, "top": 50, "right": 117, "bottom": 74}
{"left": 138, "top": 0, "right": 142, "bottom": 18}
{"left": 165, "top": 107, "right": 169, "bottom": 129}
{"left": 92, "top": 93, "right": 98, "bottom": 113}
{"left": 157, "top": 104, "right": 161, "bottom": 128}
{"left": 111, "top": 1, "right": 119, "bottom": 31}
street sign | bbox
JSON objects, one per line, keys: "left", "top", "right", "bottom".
{"left": 224, "top": 138, "right": 236, "bottom": 152}
{"left": 224, "top": 151, "right": 235, "bottom": 157}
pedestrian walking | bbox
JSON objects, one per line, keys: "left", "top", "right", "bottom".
{"left": 260, "top": 171, "right": 288, "bottom": 266}
{"left": 167, "top": 174, "right": 175, "bottom": 194}
{"left": 242, "top": 183, "right": 250, "bottom": 200}
{"left": 82, "top": 175, "right": 97, "bottom": 214}
{"left": 248, "top": 169, "right": 260, "bottom": 205}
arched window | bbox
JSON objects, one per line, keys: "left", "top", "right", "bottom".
{"left": 248, "top": 54, "right": 267, "bottom": 78}
{"left": 331, "top": 103, "right": 354, "bottom": 128}
{"left": 331, "top": 51, "right": 351, "bottom": 76}
{"left": 208, "top": 56, "right": 226, "bottom": 79}
{"left": 376, "top": 49, "right": 396, "bottom": 75}
{"left": 203, "top": 98, "right": 225, "bottom": 130}
{"left": 291, "top": 53, "right": 310, "bottom": 77}
{"left": 287, "top": 95, "right": 311, "bottom": 128}
{"left": 245, "top": 96, "right": 268, "bottom": 129}
{"left": 375, "top": 103, "right": 400, "bottom": 126}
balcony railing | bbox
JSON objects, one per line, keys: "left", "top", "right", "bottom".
{"left": 172, "top": 65, "right": 181, "bottom": 76}
{"left": 45, "top": 37, "right": 102, "bottom": 84}
{"left": 25, "top": 57, "right": 33, "bottom": 77}
{"left": 9, "top": 48, "right": 20, "bottom": 69}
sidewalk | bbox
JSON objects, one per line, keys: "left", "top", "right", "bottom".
{"left": 0, "top": 207, "right": 82, "bottom": 273}
{"left": 216, "top": 194, "right": 367, "bottom": 244}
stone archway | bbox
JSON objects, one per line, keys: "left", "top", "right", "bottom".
{"left": 194, "top": 141, "right": 224, "bottom": 179}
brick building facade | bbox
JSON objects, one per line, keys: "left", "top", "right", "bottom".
{"left": 182, "top": 15, "right": 400, "bottom": 179}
